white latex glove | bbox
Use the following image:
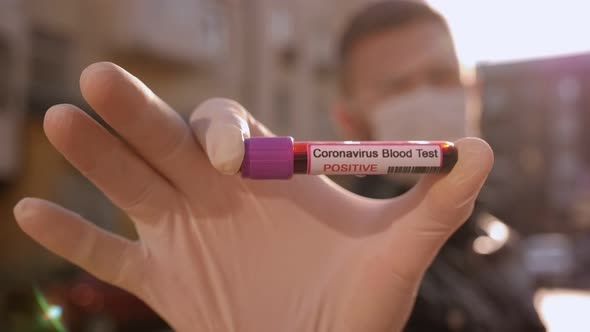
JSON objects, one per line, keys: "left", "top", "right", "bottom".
{"left": 13, "top": 62, "right": 493, "bottom": 332}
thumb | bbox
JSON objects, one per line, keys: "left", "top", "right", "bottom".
{"left": 189, "top": 98, "right": 273, "bottom": 175}
{"left": 415, "top": 137, "right": 494, "bottom": 232}
{"left": 386, "top": 137, "right": 494, "bottom": 280}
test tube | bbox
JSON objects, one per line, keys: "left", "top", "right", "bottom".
{"left": 241, "top": 136, "right": 458, "bottom": 180}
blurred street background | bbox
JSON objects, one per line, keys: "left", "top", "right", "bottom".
{"left": 2, "top": 0, "right": 590, "bottom": 331}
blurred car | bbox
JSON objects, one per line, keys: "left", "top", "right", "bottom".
{"left": 523, "top": 233, "right": 576, "bottom": 287}
{"left": 42, "top": 272, "right": 169, "bottom": 332}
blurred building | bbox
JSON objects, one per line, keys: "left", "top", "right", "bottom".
{"left": 479, "top": 53, "right": 590, "bottom": 235}
{"left": 0, "top": 0, "right": 44, "bottom": 286}
{"left": 20, "top": 0, "right": 370, "bottom": 135}
{"left": 236, "top": 0, "right": 366, "bottom": 139}
{"left": 0, "top": 0, "right": 27, "bottom": 183}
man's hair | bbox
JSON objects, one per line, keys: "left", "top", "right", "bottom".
{"left": 338, "top": 1, "right": 450, "bottom": 66}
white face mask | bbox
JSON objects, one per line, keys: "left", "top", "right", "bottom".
{"left": 369, "top": 86, "right": 467, "bottom": 142}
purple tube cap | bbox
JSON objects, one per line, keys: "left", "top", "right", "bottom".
{"left": 241, "top": 136, "right": 294, "bottom": 179}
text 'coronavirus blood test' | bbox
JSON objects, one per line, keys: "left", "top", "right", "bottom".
{"left": 240, "top": 137, "right": 457, "bottom": 180}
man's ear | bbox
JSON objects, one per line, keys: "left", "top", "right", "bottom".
{"left": 330, "top": 100, "right": 367, "bottom": 140}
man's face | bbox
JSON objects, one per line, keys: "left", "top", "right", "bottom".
{"left": 342, "top": 21, "right": 461, "bottom": 138}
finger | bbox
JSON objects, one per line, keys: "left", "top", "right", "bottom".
{"left": 44, "top": 104, "right": 177, "bottom": 221}
{"left": 14, "top": 198, "right": 145, "bottom": 294}
{"left": 80, "top": 62, "right": 204, "bottom": 191}
{"left": 387, "top": 137, "right": 494, "bottom": 278}
{"left": 189, "top": 98, "right": 274, "bottom": 175}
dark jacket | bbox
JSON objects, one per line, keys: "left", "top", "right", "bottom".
{"left": 350, "top": 175, "right": 546, "bottom": 332}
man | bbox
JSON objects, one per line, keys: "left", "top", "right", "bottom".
{"left": 332, "top": 1, "right": 545, "bottom": 331}
{"left": 13, "top": 4, "right": 495, "bottom": 332}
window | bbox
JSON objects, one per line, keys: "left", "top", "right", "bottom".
{"left": 0, "top": 37, "right": 11, "bottom": 111}
{"left": 28, "top": 28, "right": 72, "bottom": 113}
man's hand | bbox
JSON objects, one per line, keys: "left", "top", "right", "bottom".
{"left": 13, "top": 62, "right": 493, "bottom": 331}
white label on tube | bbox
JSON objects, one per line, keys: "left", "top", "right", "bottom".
{"left": 307, "top": 143, "right": 442, "bottom": 175}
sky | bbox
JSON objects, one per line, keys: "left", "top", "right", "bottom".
{"left": 428, "top": 1, "right": 590, "bottom": 66}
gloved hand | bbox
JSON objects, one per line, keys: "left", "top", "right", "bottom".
{"left": 14, "top": 62, "right": 493, "bottom": 332}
